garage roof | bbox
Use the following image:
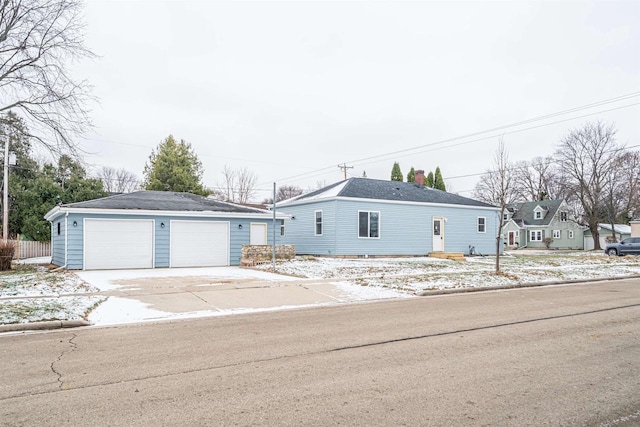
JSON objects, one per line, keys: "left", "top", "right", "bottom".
{"left": 45, "top": 191, "right": 286, "bottom": 220}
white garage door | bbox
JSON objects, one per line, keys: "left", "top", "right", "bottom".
{"left": 84, "top": 219, "right": 154, "bottom": 270}
{"left": 170, "top": 221, "right": 229, "bottom": 267}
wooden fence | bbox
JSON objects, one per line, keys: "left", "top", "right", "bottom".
{"left": 11, "top": 239, "right": 51, "bottom": 260}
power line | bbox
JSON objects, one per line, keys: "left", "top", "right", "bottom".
{"left": 262, "top": 92, "right": 639, "bottom": 185}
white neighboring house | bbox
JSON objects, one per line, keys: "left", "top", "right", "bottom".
{"left": 583, "top": 223, "right": 632, "bottom": 251}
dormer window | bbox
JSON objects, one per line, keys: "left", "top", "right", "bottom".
{"left": 535, "top": 211, "right": 542, "bottom": 220}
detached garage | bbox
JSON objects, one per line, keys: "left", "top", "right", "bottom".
{"left": 45, "top": 191, "right": 287, "bottom": 270}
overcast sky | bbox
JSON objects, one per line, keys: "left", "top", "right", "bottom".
{"left": 73, "top": 0, "right": 640, "bottom": 200}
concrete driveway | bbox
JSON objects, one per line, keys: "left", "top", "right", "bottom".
{"left": 75, "top": 267, "right": 410, "bottom": 326}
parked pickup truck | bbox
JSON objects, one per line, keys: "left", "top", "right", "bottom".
{"left": 604, "top": 237, "right": 640, "bottom": 256}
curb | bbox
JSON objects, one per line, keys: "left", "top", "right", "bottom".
{"left": 417, "top": 275, "right": 639, "bottom": 297}
{"left": 0, "top": 320, "right": 91, "bottom": 333}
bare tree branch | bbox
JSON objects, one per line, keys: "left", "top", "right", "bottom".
{"left": 0, "top": 0, "right": 95, "bottom": 155}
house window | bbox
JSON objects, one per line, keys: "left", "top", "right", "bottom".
{"left": 535, "top": 211, "right": 542, "bottom": 220}
{"left": 314, "top": 211, "right": 322, "bottom": 236}
{"left": 280, "top": 220, "right": 285, "bottom": 237}
{"left": 57, "top": 222, "right": 61, "bottom": 236}
{"left": 568, "top": 230, "right": 574, "bottom": 239}
{"left": 530, "top": 230, "right": 543, "bottom": 241}
{"left": 560, "top": 211, "right": 568, "bottom": 222}
{"left": 553, "top": 230, "right": 560, "bottom": 239}
{"left": 358, "top": 211, "right": 380, "bottom": 238}
{"left": 477, "top": 217, "right": 486, "bottom": 233}
{"left": 503, "top": 213, "right": 508, "bottom": 221}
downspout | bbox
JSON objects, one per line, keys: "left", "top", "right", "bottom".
{"left": 51, "top": 212, "right": 68, "bottom": 272}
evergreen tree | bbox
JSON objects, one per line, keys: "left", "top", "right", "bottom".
{"left": 1, "top": 113, "right": 108, "bottom": 240}
{"left": 425, "top": 171, "right": 435, "bottom": 187}
{"left": 143, "top": 135, "right": 209, "bottom": 195}
{"left": 433, "top": 166, "right": 446, "bottom": 191}
{"left": 390, "top": 162, "right": 403, "bottom": 181}
{"left": 407, "top": 167, "right": 415, "bottom": 183}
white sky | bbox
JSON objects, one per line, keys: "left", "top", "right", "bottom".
{"left": 73, "top": 0, "right": 640, "bottom": 200}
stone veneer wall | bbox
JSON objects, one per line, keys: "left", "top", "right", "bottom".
{"left": 241, "top": 245, "right": 296, "bottom": 261}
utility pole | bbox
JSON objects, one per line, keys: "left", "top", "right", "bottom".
{"left": 3, "top": 135, "right": 8, "bottom": 242}
{"left": 338, "top": 163, "right": 354, "bottom": 180}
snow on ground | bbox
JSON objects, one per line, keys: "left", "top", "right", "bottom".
{"left": 75, "top": 266, "right": 299, "bottom": 291}
{"left": 2, "top": 252, "right": 638, "bottom": 328}
{"left": 258, "top": 252, "right": 640, "bottom": 292}
{"left": 0, "top": 296, "right": 104, "bottom": 324}
{"left": 0, "top": 267, "right": 98, "bottom": 297}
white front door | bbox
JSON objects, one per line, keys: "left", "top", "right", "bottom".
{"left": 432, "top": 217, "right": 444, "bottom": 252}
{"left": 250, "top": 223, "right": 267, "bottom": 245}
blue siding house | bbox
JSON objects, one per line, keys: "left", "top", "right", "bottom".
{"left": 277, "top": 178, "right": 500, "bottom": 257}
{"left": 44, "top": 191, "right": 285, "bottom": 270}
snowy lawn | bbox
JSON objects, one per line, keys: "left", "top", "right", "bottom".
{"left": 258, "top": 251, "right": 640, "bottom": 292}
{"left": 0, "top": 265, "right": 101, "bottom": 325}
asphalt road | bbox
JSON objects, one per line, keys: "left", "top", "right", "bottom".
{"left": 1, "top": 279, "right": 639, "bottom": 426}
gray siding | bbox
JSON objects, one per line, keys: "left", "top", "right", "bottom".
{"left": 281, "top": 199, "right": 500, "bottom": 256}
{"left": 59, "top": 213, "right": 281, "bottom": 270}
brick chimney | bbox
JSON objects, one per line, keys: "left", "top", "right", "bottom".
{"left": 415, "top": 170, "right": 425, "bottom": 186}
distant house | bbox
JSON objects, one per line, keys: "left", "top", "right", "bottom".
{"left": 44, "top": 191, "right": 286, "bottom": 270}
{"left": 277, "top": 177, "right": 500, "bottom": 257}
{"left": 502, "top": 200, "right": 583, "bottom": 250}
{"left": 583, "top": 224, "right": 632, "bottom": 250}
{"left": 631, "top": 219, "right": 640, "bottom": 238}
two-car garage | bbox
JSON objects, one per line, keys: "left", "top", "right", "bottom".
{"left": 83, "top": 219, "right": 230, "bottom": 270}
{"left": 45, "top": 190, "right": 286, "bottom": 271}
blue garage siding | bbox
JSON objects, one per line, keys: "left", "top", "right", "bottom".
{"left": 279, "top": 200, "right": 337, "bottom": 255}
{"left": 51, "top": 216, "right": 66, "bottom": 267}
{"left": 59, "top": 213, "right": 280, "bottom": 269}
{"left": 281, "top": 199, "right": 500, "bottom": 256}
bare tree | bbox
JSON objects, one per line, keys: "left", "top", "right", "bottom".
{"left": 512, "top": 156, "right": 559, "bottom": 201}
{"left": 473, "top": 138, "right": 517, "bottom": 273}
{"left": 218, "top": 165, "right": 236, "bottom": 202}
{"left": 261, "top": 184, "right": 304, "bottom": 204}
{"left": 555, "top": 121, "right": 619, "bottom": 250}
{"left": 98, "top": 166, "right": 139, "bottom": 193}
{"left": 216, "top": 165, "right": 258, "bottom": 204}
{"left": 603, "top": 150, "right": 640, "bottom": 242}
{"left": 235, "top": 167, "right": 257, "bottom": 204}
{"left": 0, "top": 0, "right": 95, "bottom": 154}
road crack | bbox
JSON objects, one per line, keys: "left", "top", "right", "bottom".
{"left": 50, "top": 333, "right": 78, "bottom": 389}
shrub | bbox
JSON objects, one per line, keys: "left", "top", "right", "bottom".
{"left": 543, "top": 237, "right": 554, "bottom": 249}
{"left": 0, "top": 240, "right": 15, "bottom": 271}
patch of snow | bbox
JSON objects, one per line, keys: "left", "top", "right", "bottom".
{"left": 0, "top": 296, "right": 103, "bottom": 324}
{"left": 88, "top": 297, "right": 172, "bottom": 325}
{"left": 15, "top": 257, "right": 51, "bottom": 265}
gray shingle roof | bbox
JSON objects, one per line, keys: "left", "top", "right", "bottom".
{"left": 61, "top": 191, "right": 268, "bottom": 214}
{"left": 294, "top": 178, "right": 495, "bottom": 208}
{"left": 511, "top": 200, "right": 564, "bottom": 226}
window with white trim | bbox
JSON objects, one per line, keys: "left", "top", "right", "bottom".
{"left": 560, "top": 211, "right": 568, "bottom": 222}
{"left": 530, "top": 230, "right": 542, "bottom": 241}
{"left": 535, "top": 211, "right": 542, "bottom": 220}
{"left": 358, "top": 211, "right": 380, "bottom": 238}
{"left": 568, "top": 230, "right": 574, "bottom": 239}
{"left": 477, "top": 217, "right": 486, "bottom": 233}
{"left": 553, "top": 230, "right": 560, "bottom": 239}
{"left": 314, "top": 211, "right": 323, "bottom": 236}
{"left": 280, "top": 220, "right": 285, "bottom": 237}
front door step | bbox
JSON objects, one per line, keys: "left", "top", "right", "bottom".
{"left": 428, "top": 252, "right": 466, "bottom": 262}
